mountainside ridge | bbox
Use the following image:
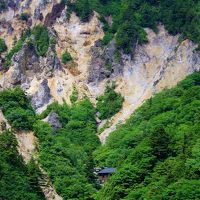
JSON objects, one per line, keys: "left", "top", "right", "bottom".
{"left": 0, "top": 0, "right": 200, "bottom": 199}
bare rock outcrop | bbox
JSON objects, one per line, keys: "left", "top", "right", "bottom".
{"left": 88, "top": 40, "right": 123, "bottom": 83}
{"left": 43, "top": 111, "right": 62, "bottom": 131}
{"left": 0, "top": 110, "right": 10, "bottom": 131}
{"left": 31, "top": 79, "right": 52, "bottom": 112}
{"left": 44, "top": 2, "right": 65, "bottom": 27}
{"left": 97, "top": 26, "right": 200, "bottom": 143}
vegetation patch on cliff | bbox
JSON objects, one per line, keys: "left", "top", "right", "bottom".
{"left": 0, "top": 87, "right": 36, "bottom": 130}
{"left": 96, "top": 84, "right": 124, "bottom": 120}
{"left": 4, "top": 30, "right": 31, "bottom": 68}
{"left": 62, "top": 51, "right": 72, "bottom": 64}
{"left": 0, "top": 38, "right": 7, "bottom": 54}
{"left": 32, "top": 25, "right": 50, "bottom": 57}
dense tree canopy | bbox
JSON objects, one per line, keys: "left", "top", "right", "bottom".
{"left": 36, "top": 99, "right": 100, "bottom": 199}
{"left": 0, "top": 87, "right": 36, "bottom": 130}
{"left": 0, "top": 130, "right": 45, "bottom": 200}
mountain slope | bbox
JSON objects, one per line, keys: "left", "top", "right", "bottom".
{"left": 0, "top": 0, "right": 199, "bottom": 199}
{"left": 94, "top": 72, "right": 200, "bottom": 199}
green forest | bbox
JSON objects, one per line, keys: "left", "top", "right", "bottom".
{"left": 0, "top": 130, "right": 45, "bottom": 200}
{"left": 36, "top": 99, "right": 100, "bottom": 199}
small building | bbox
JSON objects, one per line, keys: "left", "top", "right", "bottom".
{"left": 97, "top": 167, "right": 116, "bottom": 184}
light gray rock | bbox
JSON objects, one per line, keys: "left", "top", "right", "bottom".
{"left": 88, "top": 40, "right": 123, "bottom": 83}
{"left": 31, "top": 79, "right": 52, "bottom": 110}
{"left": 44, "top": 111, "right": 62, "bottom": 131}
{"left": 7, "top": 23, "right": 13, "bottom": 34}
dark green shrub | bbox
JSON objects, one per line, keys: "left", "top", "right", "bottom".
{"left": 0, "top": 87, "right": 36, "bottom": 130}
{"left": 116, "top": 20, "right": 148, "bottom": 54}
{"left": 32, "top": 25, "right": 50, "bottom": 56}
{"left": 20, "top": 13, "right": 29, "bottom": 21}
{"left": 102, "top": 32, "right": 113, "bottom": 46}
{"left": 6, "top": 108, "right": 35, "bottom": 130}
{"left": 70, "top": 87, "right": 78, "bottom": 104}
{"left": 96, "top": 84, "right": 124, "bottom": 119}
{"left": 67, "top": 0, "right": 93, "bottom": 22}
{"left": 62, "top": 51, "right": 72, "bottom": 64}
{"left": 0, "top": 38, "right": 7, "bottom": 54}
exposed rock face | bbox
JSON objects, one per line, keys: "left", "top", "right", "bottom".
{"left": 0, "top": 110, "right": 10, "bottom": 131}
{"left": 0, "top": 3, "right": 104, "bottom": 112}
{"left": 44, "top": 2, "right": 65, "bottom": 27}
{"left": 31, "top": 79, "right": 52, "bottom": 112}
{"left": 97, "top": 26, "right": 200, "bottom": 143}
{"left": 44, "top": 111, "right": 62, "bottom": 131}
{"left": 88, "top": 40, "right": 123, "bottom": 83}
{"left": 16, "top": 131, "right": 37, "bottom": 163}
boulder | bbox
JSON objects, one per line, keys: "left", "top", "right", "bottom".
{"left": 44, "top": 111, "right": 62, "bottom": 131}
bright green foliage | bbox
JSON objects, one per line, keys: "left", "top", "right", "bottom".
{"left": 0, "top": 130, "right": 45, "bottom": 200}
{"left": 62, "top": 51, "right": 72, "bottom": 64}
{"left": 96, "top": 84, "right": 124, "bottom": 119}
{"left": 32, "top": 25, "right": 50, "bottom": 56}
{"left": 4, "top": 29, "right": 31, "bottom": 67}
{"left": 35, "top": 98, "right": 100, "bottom": 199}
{"left": 0, "top": 87, "right": 36, "bottom": 130}
{"left": 0, "top": 38, "right": 7, "bottom": 54}
{"left": 94, "top": 72, "right": 200, "bottom": 199}
{"left": 102, "top": 32, "right": 114, "bottom": 46}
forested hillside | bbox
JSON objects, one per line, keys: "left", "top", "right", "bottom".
{"left": 0, "top": 87, "right": 101, "bottom": 199}
{"left": 0, "top": 130, "right": 45, "bottom": 200}
{"left": 94, "top": 72, "right": 200, "bottom": 199}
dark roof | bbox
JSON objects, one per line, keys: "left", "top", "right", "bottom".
{"left": 98, "top": 168, "right": 116, "bottom": 174}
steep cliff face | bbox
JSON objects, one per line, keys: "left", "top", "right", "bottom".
{"left": 0, "top": 1, "right": 104, "bottom": 112}
{"left": 0, "top": 1, "right": 199, "bottom": 140}
{"left": 94, "top": 26, "right": 200, "bottom": 143}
